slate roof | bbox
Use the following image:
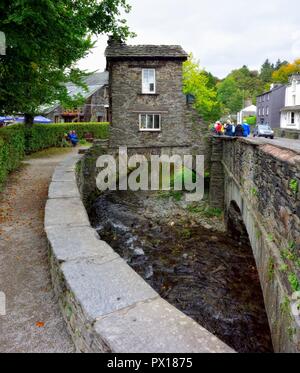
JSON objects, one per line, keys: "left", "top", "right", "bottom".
{"left": 105, "top": 44, "right": 188, "bottom": 59}
{"left": 41, "top": 71, "right": 108, "bottom": 114}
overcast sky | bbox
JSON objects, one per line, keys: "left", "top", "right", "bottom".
{"left": 78, "top": 0, "right": 300, "bottom": 78}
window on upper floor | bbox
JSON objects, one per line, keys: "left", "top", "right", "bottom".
{"left": 292, "top": 80, "right": 297, "bottom": 92}
{"left": 266, "top": 106, "right": 269, "bottom": 115}
{"left": 142, "top": 69, "right": 156, "bottom": 94}
{"left": 293, "top": 95, "right": 296, "bottom": 106}
{"left": 139, "top": 113, "right": 161, "bottom": 131}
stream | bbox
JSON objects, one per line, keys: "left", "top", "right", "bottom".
{"left": 89, "top": 190, "right": 273, "bottom": 353}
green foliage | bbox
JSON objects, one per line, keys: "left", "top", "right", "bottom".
{"left": 288, "top": 272, "right": 300, "bottom": 292}
{"left": 187, "top": 204, "right": 223, "bottom": 218}
{"left": 0, "top": 0, "right": 134, "bottom": 124}
{"left": 260, "top": 59, "right": 275, "bottom": 84}
{"left": 289, "top": 179, "right": 298, "bottom": 195}
{"left": 25, "top": 123, "right": 109, "bottom": 153}
{"left": 244, "top": 116, "right": 257, "bottom": 125}
{"left": 217, "top": 76, "right": 244, "bottom": 114}
{"left": 157, "top": 190, "right": 183, "bottom": 202}
{"left": 183, "top": 55, "right": 221, "bottom": 122}
{"left": 250, "top": 187, "right": 258, "bottom": 197}
{"left": 0, "top": 124, "right": 25, "bottom": 189}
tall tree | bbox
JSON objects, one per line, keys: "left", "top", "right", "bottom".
{"left": 217, "top": 77, "right": 244, "bottom": 114}
{"left": 272, "top": 58, "right": 300, "bottom": 83}
{"left": 260, "top": 59, "right": 274, "bottom": 84}
{"left": 182, "top": 55, "right": 220, "bottom": 122}
{"left": 0, "top": 0, "right": 134, "bottom": 127}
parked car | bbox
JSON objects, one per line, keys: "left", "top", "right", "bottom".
{"left": 253, "top": 124, "right": 274, "bottom": 139}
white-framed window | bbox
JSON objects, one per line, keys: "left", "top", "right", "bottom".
{"left": 142, "top": 69, "right": 156, "bottom": 94}
{"left": 266, "top": 106, "right": 269, "bottom": 115}
{"left": 262, "top": 107, "right": 265, "bottom": 115}
{"left": 139, "top": 114, "right": 161, "bottom": 131}
{"left": 293, "top": 95, "right": 296, "bottom": 106}
{"left": 292, "top": 80, "right": 297, "bottom": 92}
{"left": 291, "top": 112, "right": 295, "bottom": 124}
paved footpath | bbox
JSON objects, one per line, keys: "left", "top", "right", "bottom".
{"left": 0, "top": 149, "right": 75, "bottom": 353}
{"left": 246, "top": 136, "right": 300, "bottom": 153}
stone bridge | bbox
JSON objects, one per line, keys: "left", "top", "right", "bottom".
{"left": 209, "top": 136, "right": 300, "bottom": 353}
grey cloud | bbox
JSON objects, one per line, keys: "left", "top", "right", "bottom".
{"left": 78, "top": 0, "right": 300, "bottom": 78}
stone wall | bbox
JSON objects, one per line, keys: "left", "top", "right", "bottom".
{"left": 275, "top": 128, "right": 300, "bottom": 140}
{"left": 107, "top": 59, "right": 210, "bottom": 165}
{"left": 210, "top": 136, "right": 300, "bottom": 353}
{"left": 45, "top": 150, "right": 234, "bottom": 353}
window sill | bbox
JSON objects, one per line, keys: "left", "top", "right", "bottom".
{"left": 138, "top": 93, "right": 159, "bottom": 96}
{"left": 139, "top": 129, "right": 161, "bottom": 132}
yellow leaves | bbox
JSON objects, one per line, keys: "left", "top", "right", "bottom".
{"left": 31, "top": 62, "right": 38, "bottom": 71}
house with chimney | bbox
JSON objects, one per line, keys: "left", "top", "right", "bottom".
{"left": 105, "top": 38, "right": 202, "bottom": 152}
{"left": 280, "top": 74, "right": 300, "bottom": 131}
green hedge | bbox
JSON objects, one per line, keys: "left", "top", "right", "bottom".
{"left": 0, "top": 124, "right": 25, "bottom": 189}
{"left": 25, "top": 122, "right": 109, "bottom": 153}
{"left": 0, "top": 122, "right": 109, "bottom": 189}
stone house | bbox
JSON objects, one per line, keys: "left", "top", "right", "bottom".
{"left": 43, "top": 72, "right": 109, "bottom": 123}
{"left": 280, "top": 74, "right": 300, "bottom": 131}
{"left": 105, "top": 39, "right": 204, "bottom": 152}
{"left": 256, "top": 84, "right": 285, "bottom": 128}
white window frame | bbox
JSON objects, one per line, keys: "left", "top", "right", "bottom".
{"left": 139, "top": 113, "right": 161, "bottom": 131}
{"left": 142, "top": 69, "right": 156, "bottom": 94}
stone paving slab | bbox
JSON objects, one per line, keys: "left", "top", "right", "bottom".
{"left": 48, "top": 181, "right": 80, "bottom": 199}
{"left": 61, "top": 257, "right": 158, "bottom": 320}
{"left": 45, "top": 198, "right": 90, "bottom": 228}
{"left": 95, "top": 298, "right": 235, "bottom": 353}
{"left": 46, "top": 226, "right": 119, "bottom": 263}
{"left": 52, "top": 168, "right": 76, "bottom": 182}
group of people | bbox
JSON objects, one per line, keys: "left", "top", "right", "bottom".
{"left": 213, "top": 120, "right": 251, "bottom": 138}
{"left": 64, "top": 130, "right": 79, "bottom": 147}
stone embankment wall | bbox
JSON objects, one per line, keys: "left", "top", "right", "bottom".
{"left": 45, "top": 150, "right": 234, "bottom": 353}
{"left": 210, "top": 137, "right": 300, "bottom": 353}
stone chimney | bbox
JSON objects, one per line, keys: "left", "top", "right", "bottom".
{"left": 107, "top": 35, "right": 124, "bottom": 47}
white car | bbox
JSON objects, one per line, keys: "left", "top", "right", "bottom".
{"left": 253, "top": 125, "right": 274, "bottom": 139}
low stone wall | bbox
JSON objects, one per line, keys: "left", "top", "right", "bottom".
{"left": 275, "top": 128, "right": 300, "bottom": 140}
{"left": 45, "top": 151, "right": 234, "bottom": 353}
{"left": 210, "top": 137, "right": 300, "bottom": 353}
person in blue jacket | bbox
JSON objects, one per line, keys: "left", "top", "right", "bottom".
{"left": 68, "top": 130, "right": 79, "bottom": 147}
{"left": 242, "top": 122, "right": 251, "bottom": 137}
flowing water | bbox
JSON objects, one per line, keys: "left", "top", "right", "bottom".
{"left": 90, "top": 190, "right": 273, "bottom": 353}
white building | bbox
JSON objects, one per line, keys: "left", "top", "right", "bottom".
{"left": 280, "top": 74, "right": 300, "bottom": 131}
{"left": 237, "top": 104, "right": 257, "bottom": 124}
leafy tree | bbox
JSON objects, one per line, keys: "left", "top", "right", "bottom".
{"left": 272, "top": 58, "right": 300, "bottom": 83}
{"left": 183, "top": 55, "right": 221, "bottom": 122}
{"left": 217, "top": 77, "right": 244, "bottom": 114}
{"left": 0, "top": 0, "right": 134, "bottom": 127}
{"left": 260, "top": 59, "right": 274, "bottom": 84}
{"left": 275, "top": 59, "right": 288, "bottom": 70}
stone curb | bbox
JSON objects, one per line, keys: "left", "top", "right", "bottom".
{"left": 45, "top": 151, "right": 234, "bottom": 353}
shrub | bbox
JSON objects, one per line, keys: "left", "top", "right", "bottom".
{"left": 0, "top": 124, "right": 25, "bottom": 189}
{"left": 244, "top": 116, "right": 256, "bottom": 125}
{"left": 26, "top": 122, "right": 109, "bottom": 153}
